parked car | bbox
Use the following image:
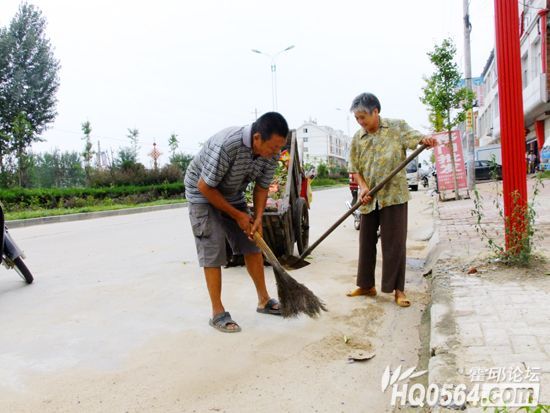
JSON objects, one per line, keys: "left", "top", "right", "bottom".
{"left": 468, "top": 160, "right": 503, "bottom": 180}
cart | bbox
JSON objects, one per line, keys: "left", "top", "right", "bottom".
{"left": 262, "top": 130, "right": 310, "bottom": 257}
{"left": 225, "top": 130, "right": 310, "bottom": 266}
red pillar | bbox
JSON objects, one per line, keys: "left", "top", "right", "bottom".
{"left": 494, "top": 0, "right": 528, "bottom": 251}
{"left": 537, "top": 9, "right": 548, "bottom": 156}
{"left": 536, "top": 120, "right": 545, "bottom": 155}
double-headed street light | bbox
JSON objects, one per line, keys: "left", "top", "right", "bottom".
{"left": 336, "top": 107, "right": 351, "bottom": 137}
{"left": 251, "top": 45, "right": 295, "bottom": 111}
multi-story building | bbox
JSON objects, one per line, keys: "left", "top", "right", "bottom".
{"left": 295, "top": 120, "right": 350, "bottom": 168}
{"left": 476, "top": 0, "right": 550, "bottom": 158}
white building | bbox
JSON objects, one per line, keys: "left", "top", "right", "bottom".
{"left": 476, "top": 0, "right": 549, "bottom": 156}
{"left": 296, "top": 121, "right": 350, "bottom": 168}
{"left": 477, "top": 50, "right": 500, "bottom": 147}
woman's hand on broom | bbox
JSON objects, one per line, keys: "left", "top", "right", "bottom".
{"left": 359, "top": 186, "right": 373, "bottom": 205}
{"left": 420, "top": 137, "right": 438, "bottom": 148}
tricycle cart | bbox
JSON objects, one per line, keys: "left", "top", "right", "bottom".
{"left": 262, "top": 129, "right": 310, "bottom": 257}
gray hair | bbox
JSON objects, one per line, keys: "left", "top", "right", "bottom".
{"left": 349, "top": 92, "right": 381, "bottom": 114}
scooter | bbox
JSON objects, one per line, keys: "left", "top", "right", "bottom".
{"left": 421, "top": 173, "right": 429, "bottom": 188}
{"left": 0, "top": 203, "right": 33, "bottom": 284}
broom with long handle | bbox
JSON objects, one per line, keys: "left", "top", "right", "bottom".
{"left": 253, "top": 232, "right": 327, "bottom": 318}
{"left": 283, "top": 144, "right": 428, "bottom": 269}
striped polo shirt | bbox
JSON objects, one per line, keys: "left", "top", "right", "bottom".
{"left": 184, "top": 125, "right": 278, "bottom": 205}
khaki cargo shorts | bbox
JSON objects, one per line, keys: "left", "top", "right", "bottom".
{"left": 188, "top": 203, "right": 261, "bottom": 267}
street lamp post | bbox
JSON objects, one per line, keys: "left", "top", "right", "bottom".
{"left": 335, "top": 107, "right": 351, "bottom": 137}
{"left": 251, "top": 45, "right": 295, "bottom": 111}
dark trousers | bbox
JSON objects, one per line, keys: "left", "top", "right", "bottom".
{"left": 357, "top": 202, "right": 408, "bottom": 293}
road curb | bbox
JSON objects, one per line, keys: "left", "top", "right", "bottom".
{"left": 6, "top": 202, "right": 189, "bottom": 229}
{"left": 6, "top": 186, "right": 346, "bottom": 229}
{"left": 422, "top": 195, "right": 443, "bottom": 275}
{"left": 424, "top": 196, "right": 463, "bottom": 412}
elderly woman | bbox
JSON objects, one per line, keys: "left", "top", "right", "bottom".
{"left": 346, "top": 93, "right": 437, "bottom": 307}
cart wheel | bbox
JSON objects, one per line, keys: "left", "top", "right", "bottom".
{"left": 294, "top": 198, "right": 309, "bottom": 255}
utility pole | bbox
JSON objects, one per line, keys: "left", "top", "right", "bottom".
{"left": 464, "top": 0, "right": 475, "bottom": 191}
{"left": 97, "top": 140, "right": 102, "bottom": 169}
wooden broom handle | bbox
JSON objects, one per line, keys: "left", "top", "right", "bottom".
{"left": 297, "top": 144, "right": 428, "bottom": 260}
{"left": 253, "top": 231, "right": 281, "bottom": 268}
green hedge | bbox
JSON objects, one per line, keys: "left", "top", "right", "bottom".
{"left": 0, "top": 183, "right": 185, "bottom": 210}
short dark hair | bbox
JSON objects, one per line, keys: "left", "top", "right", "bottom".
{"left": 350, "top": 92, "right": 381, "bottom": 114}
{"left": 251, "top": 112, "right": 289, "bottom": 141}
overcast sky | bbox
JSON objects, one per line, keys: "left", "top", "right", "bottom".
{"left": 0, "top": 0, "right": 495, "bottom": 165}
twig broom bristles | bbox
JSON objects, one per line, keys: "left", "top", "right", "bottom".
{"left": 253, "top": 232, "right": 327, "bottom": 318}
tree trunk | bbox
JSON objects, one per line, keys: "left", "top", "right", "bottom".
{"left": 447, "top": 126, "right": 461, "bottom": 200}
{"left": 17, "top": 148, "right": 23, "bottom": 187}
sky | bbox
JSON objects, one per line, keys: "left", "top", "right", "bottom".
{"left": 0, "top": 0, "right": 495, "bottom": 166}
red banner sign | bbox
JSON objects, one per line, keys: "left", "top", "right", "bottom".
{"left": 433, "top": 131, "right": 467, "bottom": 192}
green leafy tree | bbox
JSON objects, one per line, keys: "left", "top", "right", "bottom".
{"left": 116, "top": 147, "right": 139, "bottom": 171}
{"left": 0, "top": 28, "right": 10, "bottom": 176}
{"left": 81, "top": 121, "right": 94, "bottom": 184}
{"left": 12, "top": 112, "right": 35, "bottom": 186}
{"left": 30, "top": 149, "right": 85, "bottom": 188}
{"left": 421, "top": 38, "right": 474, "bottom": 199}
{"left": 168, "top": 133, "right": 179, "bottom": 157}
{"left": 60, "top": 151, "right": 86, "bottom": 187}
{"left": 127, "top": 128, "right": 140, "bottom": 160}
{"left": 170, "top": 152, "right": 193, "bottom": 175}
{"left": 112, "top": 128, "right": 141, "bottom": 172}
{"left": 0, "top": 3, "right": 60, "bottom": 180}
{"left": 317, "top": 161, "right": 329, "bottom": 179}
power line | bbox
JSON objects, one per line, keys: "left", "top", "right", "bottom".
{"left": 46, "top": 127, "right": 199, "bottom": 152}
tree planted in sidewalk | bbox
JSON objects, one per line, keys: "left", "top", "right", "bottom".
{"left": 471, "top": 161, "right": 544, "bottom": 266}
{"left": 421, "top": 38, "right": 474, "bottom": 200}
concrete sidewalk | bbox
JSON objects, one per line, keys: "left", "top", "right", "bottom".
{"left": 428, "top": 178, "right": 550, "bottom": 411}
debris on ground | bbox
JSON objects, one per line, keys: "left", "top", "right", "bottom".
{"left": 347, "top": 350, "right": 375, "bottom": 363}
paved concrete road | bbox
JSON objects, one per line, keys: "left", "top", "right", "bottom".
{"left": 0, "top": 187, "right": 435, "bottom": 413}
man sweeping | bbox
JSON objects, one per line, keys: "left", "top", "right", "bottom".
{"left": 184, "top": 112, "right": 289, "bottom": 333}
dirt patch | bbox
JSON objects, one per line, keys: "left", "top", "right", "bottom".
{"left": 331, "top": 305, "right": 384, "bottom": 332}
{"left": 302, "top": 304, "right": 384, "bottom": 362}
{"left": 436, "top": 254, "right": 550, "bottom": 284}
{"left": 302, "top": 333, "right": 375, "bottom": 362}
